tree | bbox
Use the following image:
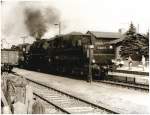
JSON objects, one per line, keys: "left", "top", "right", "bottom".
{"left": 120, "top": 23, "right": 149, "bottom": 61}
{"left": 140, "top": 32, "right": 149, "bottom": 59}
{"left": 127, "top": 22, "right": 136, "bottom": 34}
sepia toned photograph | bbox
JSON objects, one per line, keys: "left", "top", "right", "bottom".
{"left": 1, "top": 0, "right": 149, "bottom": 114}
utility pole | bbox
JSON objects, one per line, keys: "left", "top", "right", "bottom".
{"left": 1, "top": 39, "right": 4, "bottom": 49}
{"left": 146, "top": 28, "right": 149, "bottom": 38}
{"left": 54, "top": 22, "right": 61, "bottom": 35}
{"left": 137, "top": 24, "right": 139, "bottom": 33}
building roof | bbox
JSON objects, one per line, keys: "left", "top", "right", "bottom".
{"left": 108, "top": 37, "right": 125, "bottom": 44}
{"left": 47, "top": 32, "right": 85, "bottom": 42}
{"left": 109, "top": 33, "right": 148, "bottom": 45}
{"left": 87, "top": 31, "right": 123, "bottom": 39}
{"left": 67, "top": 31, "right": 84, "bottom": 35}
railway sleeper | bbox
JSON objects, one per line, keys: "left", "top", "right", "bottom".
{"left": 65, "top": 106, "right": 104, "bottom": 114}
{"left": 66, "top": 106, "right": 94, "bottom": 111}
{"left": 34, "top": 96, "right": 67, "bottom": 114}
{"left": 38, "top": 95, "right": 89, "bottom": 107}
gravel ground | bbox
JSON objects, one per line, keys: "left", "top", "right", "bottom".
{"left": 13, "top": 68, "right": 150, "bottom": 114}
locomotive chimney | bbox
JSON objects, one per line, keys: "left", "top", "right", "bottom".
{"left": 35, "top": 32, "right": 41, "bottom": 41}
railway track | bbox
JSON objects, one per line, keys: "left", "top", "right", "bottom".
{"left": 94, "top": 80, "right": 149, "bottom": 91}
{"left": 29, "top": 79, "right": 118, "bottom": 114}
{"left": 12, "top": 72, "right": 118, "bottom": 114}
{"left": 33, "top": 93, "right": 68, "bottom": 114}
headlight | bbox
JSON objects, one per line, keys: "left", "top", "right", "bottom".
{"left": 23, "top": 48, "right": 26, "bottom": 52}
{"left": 92, "top": 59, "right": 95, "bottom": 63}
{"left": 109, "top": 45, "right": 113, "bottom": 49}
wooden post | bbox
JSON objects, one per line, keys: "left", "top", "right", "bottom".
{"left": 1, "top": 89, "right": 12, "bottom": 114}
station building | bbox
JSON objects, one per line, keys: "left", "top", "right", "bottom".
{"left": 87, "top": 31, "right": 124, "bottom": 59}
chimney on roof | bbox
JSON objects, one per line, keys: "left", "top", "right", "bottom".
{"left": 118, "top": 28, "right": 126, "bottom": 34}
{"left": 118, "top": 29, "right": 122, "bottom": 34}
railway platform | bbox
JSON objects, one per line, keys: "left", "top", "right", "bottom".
{"left": 13, "top": 68, "right": 149, "bottom": 114}
{"left": 107, "top": 71, "right": 149, "bottom": 85}
{"left": 107, "top": 66, "right": 149, "bottom": 85}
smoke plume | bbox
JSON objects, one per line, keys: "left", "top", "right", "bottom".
{"left": 24, "top": 4, "right": 60, "bottom": 40}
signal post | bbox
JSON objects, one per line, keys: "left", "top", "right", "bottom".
{"left": 88, "top": 45, "right": 94, "bottom": 83}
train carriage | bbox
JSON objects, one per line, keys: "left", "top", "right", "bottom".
{"left": 1, "top": 49, "right": 19, "bottom": 73}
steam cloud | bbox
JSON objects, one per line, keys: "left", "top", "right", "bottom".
{"left": 2, "top": 2, "right": 60, "bottom": 41}
{"left": 24, "top": 4, "right": 60, "bottom": 40}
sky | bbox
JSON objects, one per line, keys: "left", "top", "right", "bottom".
{"left": 1, "top": 0, "right": 150, "bottom": 48}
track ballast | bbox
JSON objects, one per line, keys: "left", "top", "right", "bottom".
{"left": 28, "top": 78, "right": 118, "bottom": 114}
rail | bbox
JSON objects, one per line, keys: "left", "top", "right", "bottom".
{"left": 94, "top": 80, "right": 149, "bottom": 91}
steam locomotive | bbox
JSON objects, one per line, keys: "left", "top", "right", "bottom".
{"left": 13, "top": 32, "right": 116, "bottom": 80}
